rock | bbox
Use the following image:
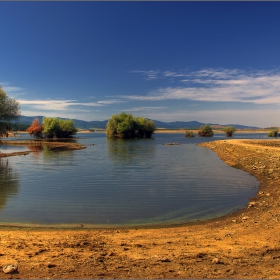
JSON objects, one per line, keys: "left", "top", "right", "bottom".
{"left": 47, "top": 263, "right": 57, "bottom": 268}
{"left": 164, "top": 143, "right": 180, "bottom": 145}
{"left": 211, "top": 258, "right": 221, "bottom": 264}
{"left": 160, "top": 258, "right": 171, "bottom": 262}
{"left": 248, "top": 202, "right": 256, "bottom": 207}
{"left": 242, "top": 216, "right": 249, "bottom": 220}
{"left": 3, "top": 264, "right": 18, "bottom": 274}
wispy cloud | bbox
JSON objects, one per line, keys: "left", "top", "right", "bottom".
{"left": 124, "top": 106, "right": 166, "bottom": 112}
{"left": 18, "top": 98, "right": 125, "bottom": 111}
{"left": 1, "top": 83, "right": 26, "bottom": 97}
{"left": 96, "top": 99, "right": 125, "bottom": 105}
{"left": 130, "top": 70, "right": 161, "bottom": 80}
{"left": 129, "top": 68, "right": 280, "bottom": 105}
{"left": 18, "top": 99, "right": 101, "bottom": 111}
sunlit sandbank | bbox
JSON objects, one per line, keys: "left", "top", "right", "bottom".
{"left": 0, "top": 139, "right": 280, "bottom": 278}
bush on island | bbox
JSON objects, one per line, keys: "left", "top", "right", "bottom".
{"left": 26, "top": 117, "right": 77, "bottom": 138}
{"left": 26, "top": 118, "right": 43, "bottom": 138}
{"left": 198, "top": 125, "right": 213, "bottom": 137}
{"left": 106, "top": 112, "right": 156, "bottom": 138}
{"left": 185, "top": 130, "right": 195, "bottom": 137}
{"left": 223, "top": 126, "right": 236, "bottom": 137}
{"left": 267, "top": 128, "right": 278, "bottom": 137}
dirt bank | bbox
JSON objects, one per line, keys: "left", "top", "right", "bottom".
{"left": 1, "top": 139, "right": 280, "bottom": 278}
{"left": 0, "top": 140, "right": 86, "bottom": 158}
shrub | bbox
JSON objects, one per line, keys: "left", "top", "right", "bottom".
{"left": 44, "top": 118, "right": 77, "bottom": 138}
{"left": 198, "top": 125, "right": 213, "bottom": 137}
{"left": 267, "top": 129, "right": 278, "bottom": 137}
{"left": 26, "top": 118, "right": 43, "bottom": 138}
{"left": 185, "top": 130, "right": 195, "bottom": 137}
{"left": 137, "top": 117, "right": 156, "bottom": 138}
{"left": 106, "top": 112, "right": 156, "bottom": 138}
{"left": 223, "top": 126, "right": 236, "bottom": 137}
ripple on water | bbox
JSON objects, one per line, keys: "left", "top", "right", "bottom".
{"left": 0, "top": 133, "right": 259, "bottom": 226}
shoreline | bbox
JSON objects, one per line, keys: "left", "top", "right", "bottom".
{"left": 0, "top": 139, "right": 86, "bottom": 158}
{"left": 0, "top": 139, "right": 280, "bottom": 278}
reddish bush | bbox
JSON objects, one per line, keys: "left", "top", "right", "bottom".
{"left": 26, "top": 118, "right": 43, "bottom": 138}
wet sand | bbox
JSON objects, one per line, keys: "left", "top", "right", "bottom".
{"left": 0, "top": 139, "right": 280, "bottom": 278}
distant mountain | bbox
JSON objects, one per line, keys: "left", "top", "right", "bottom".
{"left": 16, "top": 115, "right": 260, "bottom": 130}
{"left": 153, "top": 120, "right": 204, "bottom": 129}
{"left": 17, "top": 116, "right": 108, "bottom": 130}
{"left": 219, "top": 123, "right": 260, "bottom": 130}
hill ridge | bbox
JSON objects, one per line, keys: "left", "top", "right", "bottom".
{"left": 17, "top": 115, "right": 260, "bottom": 130}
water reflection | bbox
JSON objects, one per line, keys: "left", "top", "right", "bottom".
{"left": 26, "top": 145, "right": 75, "bottom": 162}
{"left": 0, "top": 159, "right": 19, "bottom": 211}
{"left": 27, "top": 145, "right": 43, "bottom": 158}
{"left": 106, "top": 138, "right": 155, "bottom": 163}
{"left": 0, "top": 134, "right": 260, "bottom": 226}
{"left": 42, "top": 146, "right": 74, "bottom": 161}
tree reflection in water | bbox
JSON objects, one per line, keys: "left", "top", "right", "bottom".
{"left": 27, "top": 145, "right": 43, "bottom": 157}
{"left": 27, "top": 145, "right": 74, "bottom": 162}
{"left": 0, "top": 158, "right": 19, "bottom": 211}
{"left": 106, "top": 137, "right": 155, "bottom": 164}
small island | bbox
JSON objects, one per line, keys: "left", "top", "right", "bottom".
{"left": 106, "top": 112, "right": 156, "bottom": 138}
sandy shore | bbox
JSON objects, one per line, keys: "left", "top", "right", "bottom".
{"left": 1, "top": 139, "right": 280, "bottom": 278}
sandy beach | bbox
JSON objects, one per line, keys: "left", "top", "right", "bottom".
{"left": 0, "top": 139, "right": 280, "bottom": 278}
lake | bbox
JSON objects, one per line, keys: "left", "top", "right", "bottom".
{"left": 0, "top": 132, "right": 263, "bottom": 227}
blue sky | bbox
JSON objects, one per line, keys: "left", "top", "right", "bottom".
{"left": 1, "top": 2, "right": 280, "bottom": 127}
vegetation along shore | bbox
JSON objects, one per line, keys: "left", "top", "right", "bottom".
{"left": 0, "top": 139, "right": 280, "bottom": 278}
{"left": 0, "top": 140, "right": 86, "bottom": 158}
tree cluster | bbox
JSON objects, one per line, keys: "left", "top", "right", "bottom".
{"left": 267, "top": 128, "right": 279, "bottom": 137}
{"left": 106, "top": 112, "right": 156, "bottom": 138}
{"left": 27, "top": 117, "right": 77, "bottom": 138}
{"left": 223, "top": 126, "right": 236, "bottom": 137}
{"left": 185, "top": 130, "right": 195, "bottom": 137}
{"left": 0, "top": 86, "right": 20, "bottom": 137}
{"left": 198, "top": 125, "right": 214, "bottom": 137}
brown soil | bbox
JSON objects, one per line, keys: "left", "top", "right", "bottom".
{"left": 1, "top": 139, "right": 280, "bottom": 278}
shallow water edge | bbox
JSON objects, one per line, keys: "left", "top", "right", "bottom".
{"left": 0, "top": 138, "right": 264, "bottom": 229}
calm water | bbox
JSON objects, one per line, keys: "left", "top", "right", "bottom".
{"left": 0, "top": 132, "right": 263, "bottom": 227}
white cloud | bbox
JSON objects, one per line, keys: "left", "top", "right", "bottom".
{"left": 1, "top": 83, "right": 26, "bottom": 97}
{"left": 17, "top": 98, "right": 125, "bottom": 111}
{"left": 19, "top": 99, "right": 93, "bottom": 111}
{"left": 96, "top": 99, "right": 125, "bottom": 105}
{"left": 129, "top": 68, "right": 280, "bottom": 105}
{"left": 124, "top": 106, "right": 166, "bottom": 112}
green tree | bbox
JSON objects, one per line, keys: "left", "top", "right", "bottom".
{"left": 185, "top": 130, "right": 195, "bottom": 137}
{"left": 57, "top": 119, "right": 78, "bottom": 138}
{"left": 267, "top": 128, "right": 278, "bottom": 137}
{"left": 137, "top": 117, "right": 156, "bottom": 138}
{"left": 198, "top": 125, "right": 213, "bottom": 137}
{"left": 106, "top": 112, "right": 156, "bottom": 138}
{"left": 42, "top": 117, "right": 77, "bottom": 138}
{"left": 223, "top": 126, "right": 236, "bottom": 137}
{"left": 0, "top": 86, "right": 20, "bottom": 137}
{"left": 42, "top": 117, "right": 60, "bottom": 138}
